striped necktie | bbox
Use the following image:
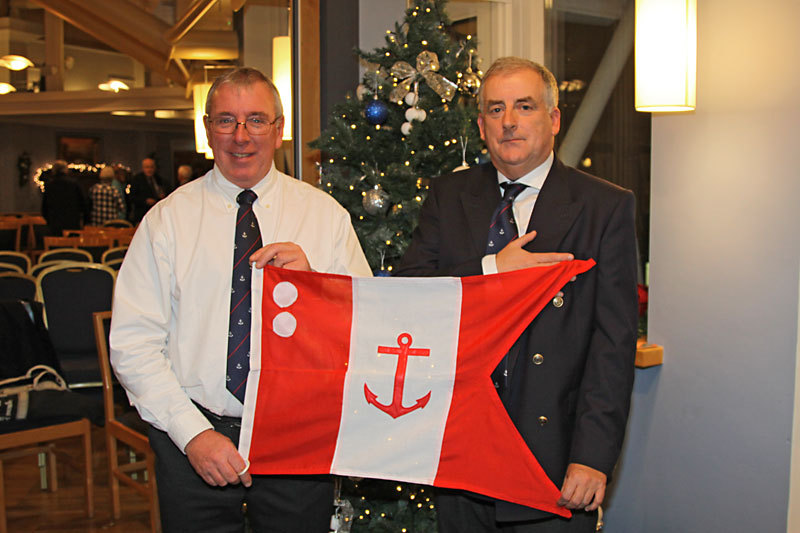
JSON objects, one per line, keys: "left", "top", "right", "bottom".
{"left": 226, "top": 189, "right": 262, "bottom": 403}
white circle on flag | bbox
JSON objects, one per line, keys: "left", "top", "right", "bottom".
{"left": 273, "top": 312, "right": 297, "bottom": 337}
{"left": 273, "top": 281, "right": 298, "bottom": 308}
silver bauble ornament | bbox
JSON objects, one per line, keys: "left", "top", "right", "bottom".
{"left": 362, "top": 186, "right": 390, "bottom": 216}
{"left": 460, "top": 71, "right": 481, "bottom": 95}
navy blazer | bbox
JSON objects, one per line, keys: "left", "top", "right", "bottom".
{"left": 396, "top": 159, "right": 638, "bottom": 522}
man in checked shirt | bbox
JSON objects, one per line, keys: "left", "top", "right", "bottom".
{"left": 88, "top": 166, "right": 125, "bottom": 226}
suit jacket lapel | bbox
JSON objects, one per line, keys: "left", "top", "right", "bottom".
{"left": 459, "top": 163, "right": 501, "bottom": 257}
{"left": 524, "top": 159, "right": 582, "bottom": 253}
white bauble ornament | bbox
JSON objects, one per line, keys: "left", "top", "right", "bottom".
{"left": 356, "top": 84, "right": 368, "bottom": 101}
{"left": 415, "top": 108, "right": 427, "bottom": 122}
{"left": 405, "top": 107, "right": 418, "bottom": 122}
{"left": 401, "top": 122, "right": 413, "bottom": 136}
{"left": 404, "top": 91, "right": 418, "bottom": 106}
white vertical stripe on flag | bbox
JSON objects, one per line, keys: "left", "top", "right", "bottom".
{"left": 238, "top": 266, "right": 263, "bottom": 460}
{"left": 331, "top": 276, "right": 462, "bottom": 484}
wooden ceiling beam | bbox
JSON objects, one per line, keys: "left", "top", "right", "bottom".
{"left": 0, "top": 87, "right": 190, "bottom": 115}
{"left": 30, "top": 0, "right": 188, "bottom": 86}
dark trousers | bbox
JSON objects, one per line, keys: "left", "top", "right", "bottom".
{"left": 436, "top": 490, "right": 598, "bottom": 533}
{"left": 148, "top": 408, "right": 333, "bottom": 533}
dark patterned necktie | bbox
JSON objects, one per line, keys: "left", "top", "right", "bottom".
{"left": 486, "top": 182, "right": 527, "bottom": 390}
{"left": 227, "top": 189, "right": 262, "bottom": 403}
{"left": 485, "top": 182, "right": 528, "bottom": 255}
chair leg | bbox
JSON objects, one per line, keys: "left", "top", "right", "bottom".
{"left": 147, "top": 452, "right": 161, "bottom": 533}
{"left": 106, "top": 431, "right": 121, "bottom": 520}
{"left": 37, "top": 452, "right": 47, "bottom": 490}
{"left": 81, "top": 420, "right": 94, "bottom": 518}
{"left": 46, "top": 445, "right": 57, "bottom": 491}
{"left": 0, "top": 460, "right": 6, "bottom": 533}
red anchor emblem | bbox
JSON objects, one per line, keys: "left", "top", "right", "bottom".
{"left": 364, "top": 333, "right": 431, "bottom": 419}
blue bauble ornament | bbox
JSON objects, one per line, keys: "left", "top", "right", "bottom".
{"left": 364, "top": 99, "right": 389, "bottom": 125}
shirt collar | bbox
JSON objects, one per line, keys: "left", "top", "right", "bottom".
{"left": 211, "top": 162, "right": 277, "bottom": 208}
{"left": 497, "top": 151, "right": 554, "bottom": 191}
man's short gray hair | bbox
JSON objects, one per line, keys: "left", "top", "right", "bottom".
{"left": 478, "top": 57, "right": 559, "bottom": 113}
{"left": 204, "top": 67, "right": 284, "bottom": 119}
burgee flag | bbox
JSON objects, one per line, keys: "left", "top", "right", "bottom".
{"left": 239, "top": 259, "right": 595, "bottom": 517}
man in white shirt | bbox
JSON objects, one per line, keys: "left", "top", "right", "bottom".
{"left": 111, "top": 67, "right": 371, "bottom": 532}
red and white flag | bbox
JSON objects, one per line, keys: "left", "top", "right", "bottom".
{"left": 239, "top": 260, "right": 594, "bottom": 517}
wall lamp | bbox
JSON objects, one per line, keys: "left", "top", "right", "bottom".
{"left": 635, "top": 0, "right": 697, "bottom": 112}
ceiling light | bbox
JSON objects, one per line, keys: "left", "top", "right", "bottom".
{"left": 0, "top": 55, "right": 34, "bottom": 71}
{"left": 98, "top": 79, "right": 130, "bottom": 92}
{"left": 0, "top": 83, "right": 16, "bottom": 94}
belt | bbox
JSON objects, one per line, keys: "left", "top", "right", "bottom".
{"left": 193, "top": 402, "right": 242, "bottom": 428}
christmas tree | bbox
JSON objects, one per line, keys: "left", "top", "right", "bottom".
{"left": 314, "top": 1, "right": 484, "bottom": 531}
{"left": 312, "top": 0, "right": 484, "bottom": 274}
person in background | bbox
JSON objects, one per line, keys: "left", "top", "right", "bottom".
{"left": 176, "top": 164, "right": 193, "bottom": 187}
{"left": 128, "top": 157, "right": 165, "bottom": 224}
{"left": 110, "top": 67, "right": 371, "bottom": 532}
{"left": 396, "top": 57, "right": 638, "bottom": 532}
{"left": 88, "top": 166, "right": 125, "bottom": 226}
{"left": 111, "top": 165, "right": 129, "bottom": 221}
{"left": 41, "top": 160, "right": 87, "bottom": 236}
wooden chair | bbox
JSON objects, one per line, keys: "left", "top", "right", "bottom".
{"left": 93, "top": 311, "right": 160, "bottom": 532}
{"left": 0, "top": 418, "right": 94, "bottom": 533}
{"left": 0, "top": 300, "right": 94, "bottom": 533}
{"left": 18, "top": 216, "right": 48, "bottom": 261}
{"left": 0, "top": 252, "right": 31, "bottom": 274}
{"left": 0, "top": 220, "right": 20, "bottom": 252}
{"left": 0, "top": 272, "right": 35, "bottom": 301}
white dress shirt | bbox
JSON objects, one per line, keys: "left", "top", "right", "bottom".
{"left": 110, "top": 164, "right": 372, "bottom": 452}
{"left": 481, "top": 152, "right": 554, "bottom": 275}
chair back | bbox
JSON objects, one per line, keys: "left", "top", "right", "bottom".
{"left": 36, "top": 263, "right": 116, "bottom": 387}
{"left": 101, "top": 246, "right": 128, "bottom": 264}
{"left": 0, "top": 219, "right": 20, "bottom": 251}
{"left": 30, "top": 261, "right": 67, "bottom": 278}
{"left": 0, "top": 272, "right": 36, "bottom": 301}
{"left": 0, "top": 251, "right": 31, "bottom": 273}
{"left": 104, "top": 258, "right": 124, "bottom": 271}
{"left": 102, "top": 219, "right": 133, "bottom": 228}
{"left": 39, "top": 247, "right": 93, "bottom": 264}
{"left": 0, "top": 263, "right": 23, "bottom": 274}
{"left": 45, "top": 235, "right": 116, "bottom": 262}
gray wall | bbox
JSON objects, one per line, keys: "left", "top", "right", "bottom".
{"left": 605, "top": 0, "right": 800, "bottom": 530}
{"left": 321, "top": 0, "right": 360, "bottom": 125}
{"left": 0, "top": 116, "right": 194, "bottom": 213}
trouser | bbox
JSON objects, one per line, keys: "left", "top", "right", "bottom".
{"left": 436, "top": 490, "right": 598, "bottom": 533}
{"left": 147, "top": 406, "right": 334, "bottom": 533}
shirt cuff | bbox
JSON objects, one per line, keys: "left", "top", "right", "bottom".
{"left": 169, "top": 407, "right": 215, "bottom": 454}
{"left": 481, "top": 254, "right": 499, "bottom": 275}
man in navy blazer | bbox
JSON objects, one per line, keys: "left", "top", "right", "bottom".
{"left": 396, "top": 57, "right": 638, "bottom": 532}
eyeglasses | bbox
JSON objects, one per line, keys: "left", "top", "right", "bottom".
{"left": 206, "top": 115, "right": 282, "bottom": 135}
